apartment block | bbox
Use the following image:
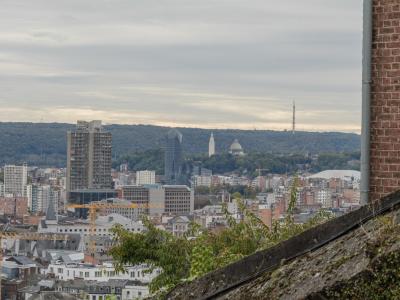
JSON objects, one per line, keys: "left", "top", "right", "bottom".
{"left": 66, "top": 121, "right": 112, "bottom": 200}
{"left": 120, "top": 185, "right": 194, "bottom": 216}
{"left": 164, "top": 185, "right": 194, "bottom": 215}
{"left": 31, "top": 184, "right": 60, "bottom": 214}
{"left": 4, "top": 164, "right": 28, "bottom": 197}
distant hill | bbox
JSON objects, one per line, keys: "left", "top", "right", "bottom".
{"left": 0, "top": 122, "right": 360, "bottom": 167}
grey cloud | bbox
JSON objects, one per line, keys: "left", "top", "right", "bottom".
{"left": 0, "top": 0, "right": 363, "bottom": 132}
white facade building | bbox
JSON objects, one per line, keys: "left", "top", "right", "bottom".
{"left": 38, "top": 213, "right": 145, "bottom": 237}
{"left": 193, "top": 175, "right": 212, "bottom": 188}
{"left": 31, "top": 184, "right": 60, "bottom": 214}
{"left": 136, "top": 170, "right": 156, "bottom": 185}
{"left": 26, "top": 184, "right": 32, "bottom": 210}
{"left": 115, "top": 173, "right": 131, "bottom": 188}
{"left": 46, "top": 262, "right": 159, "bottom": 283}
{"left": 122, "top": 284, "right": 150, "bottom": 299}
{"left": 316, "top": 189, "right": 332, "bottom": 208}
{"left": 0, "top": 183, "right": 4, "bottom": 197}
{"left": 4, "top": 164, "right": 28, "bottom": 197}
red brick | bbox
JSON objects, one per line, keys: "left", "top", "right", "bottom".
{"left": 370, "top": 0, "right": 400, "bottom": 201}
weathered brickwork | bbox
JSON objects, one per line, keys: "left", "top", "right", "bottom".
{"left": 370, "top": 0, "right": 400, "bottom": 201}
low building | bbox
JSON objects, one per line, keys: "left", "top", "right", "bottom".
{"left": 0, "top": 196, "right": 28, "bottom": 218}
{"left": 3, "top": 256, "right": 40, "bottom": 279}
{"left": 39, "top": 213, "right": 145, "bottom": 237}
{"left": 44, "top": 250, "right": 85, "bottom": 264}
{"left": 193, "top": 175, "right": 212, "bottom": 188}
{"left": 123, "top": 282, "right": 150, "bottom": 299}
{"left": 120, "top": 185, "right": 163, "bottom": 216}
{"left": 68, "top": 189, "right": 118, "bottom": 218}
{"left": 46, "top": 262, "right": 159, "bottom": 283}
{"left": 258, "top": 204, "right": 273, "bottom": 228}
{"left": 92, "top": 198, "right": 144, "bottom": 221}
{"left": 168, "top": 216, "right": 191, "bottom": 237}
{"left": 55, "top": 279, "right": 150, "bottom": 300}
{"left": 164, "top": 185, "right": 194, "bottom": 215}
{"left": 136, "top": 170, "right": 156, "bottom": 185}
{"left": 120, "top": 185, "right": 194, "bottom": 216}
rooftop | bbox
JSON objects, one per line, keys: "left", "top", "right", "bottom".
{"left": 6, "top": 256, "right": 38, "bottom": 266}
{"left": 308, "top": 170, "right": 361, "bottom": 180}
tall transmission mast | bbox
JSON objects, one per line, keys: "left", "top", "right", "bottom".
{"left": 292, "top": 100, "right": 296, "bottom": 134}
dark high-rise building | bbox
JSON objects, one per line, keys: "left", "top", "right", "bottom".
{"left": 66, "top": 120, "right": 112, "bottom": 200}
{"left": 164, "top": 129, "right": 183, "bottom": 184}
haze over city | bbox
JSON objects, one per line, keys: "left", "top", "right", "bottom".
{"left": 0, "top": 0, "right": 362, "bottom": 132}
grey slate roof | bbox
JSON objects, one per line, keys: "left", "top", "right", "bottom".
{"left": 6, "top": 256, "right": 37, "bottom": 266}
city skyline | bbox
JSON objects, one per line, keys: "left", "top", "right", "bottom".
{"left": 0, "top": 0, "right": 362, "bottom": 133}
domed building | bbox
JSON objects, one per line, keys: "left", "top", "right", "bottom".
{"left": 229, "top": 139, "right": 245, "bottom": 156}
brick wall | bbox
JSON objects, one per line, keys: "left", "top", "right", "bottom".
{"left": 370, "top": 0, "right": 400, "bottom": 201}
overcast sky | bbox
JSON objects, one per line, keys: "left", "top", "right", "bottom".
{"left": 0, "top": 0, "right": 362, "bottom": 132}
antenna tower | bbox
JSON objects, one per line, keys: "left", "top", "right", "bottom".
{"left": 292, "top": 101, "right": 296, "bottom": 134}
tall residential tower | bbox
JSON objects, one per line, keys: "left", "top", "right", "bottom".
{"left": 66, "top": 120, "right": 112, "bottom": 200}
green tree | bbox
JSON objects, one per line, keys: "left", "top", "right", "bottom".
{"left": 110, "top": 218, "right": 192, "bottom": 292}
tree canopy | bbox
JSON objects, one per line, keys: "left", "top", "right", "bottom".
{"left": 0, "top": 122, "right": 359, "bottom": 167}
{"left": 114, "top": 151, "right": 361, "bottom": 178}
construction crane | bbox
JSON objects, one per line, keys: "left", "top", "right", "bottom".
{"left": 66, "top": 202, "right": 163, "bottom": 258}
{"left": 0, "top": 231, "right": 69, "bottom": 298}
